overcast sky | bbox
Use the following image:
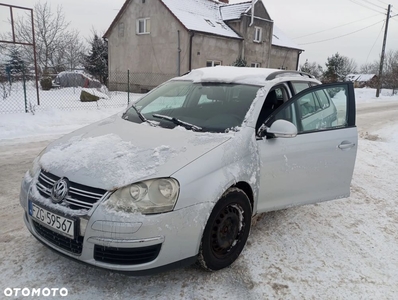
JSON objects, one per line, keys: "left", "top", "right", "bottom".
{"left": 1, "top": 0, "right": 397, "bottom": 68}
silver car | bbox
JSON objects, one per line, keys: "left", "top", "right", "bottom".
{"left": 20, "top": 67, "right": 357, "bottom": 274}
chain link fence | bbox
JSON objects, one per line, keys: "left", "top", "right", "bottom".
{"left": 0, "top": 71, "right": 176, "bottom": 114}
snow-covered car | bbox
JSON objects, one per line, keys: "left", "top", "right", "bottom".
{"left": 20, "top": 67, "right": 357, "bottom": 274}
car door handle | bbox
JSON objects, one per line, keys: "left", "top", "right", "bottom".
{"left": 338, "top": 141, "right": 355, "bottom": 150}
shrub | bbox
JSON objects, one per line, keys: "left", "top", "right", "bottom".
{"left": 40, "top": 77, "right": 52, "bottom": 90}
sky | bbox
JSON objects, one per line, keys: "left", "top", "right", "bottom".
{"left": 0, "top": 0, "right": 397, "bottom": 69}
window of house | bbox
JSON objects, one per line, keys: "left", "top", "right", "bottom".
{"left": 206, "top": 60, "right": 222, "bottom": 67}
{"left": 216, "top": 21, "right": 228, "bottom": 30}
{"left": 137, "top": 18, "right": 150, "bottom": 34}
{"left": 254, "top": 27, "right": 262, "bottom": 42}
{"left": 205, "top": 19, "right": 215, "bottom": 27}
{"left": 251, "top": 63, "right": 261, "bottom": 68}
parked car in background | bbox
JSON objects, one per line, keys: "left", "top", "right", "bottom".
{"left": 20, "top": 67, "right": 357, "bottom": 274}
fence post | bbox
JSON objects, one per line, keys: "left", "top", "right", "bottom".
{"left": 127, "top": 70, "right": 130, "bottom": 106}
{"left": 23, "top": 72, "right": 28, "bottom": 113}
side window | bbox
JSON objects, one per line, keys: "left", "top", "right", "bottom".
{"left": 256, "top": 85, "right": 289, "bottom": 130}
{"left": 292, "top": 82, "right": 310, "bottom": 94}
{"left": 273, "top": 84, "right": 349, "bottom": 133}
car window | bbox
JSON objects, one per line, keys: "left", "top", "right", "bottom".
{"left": 127, "top": 81, "right": 261, "bottom": 132}
{"left": 256, "top": 85, "right": 289, "bottom": 130}
{"left": 272, "top": 84, "right": 349, "bottom": 133}
{"left": 292, "top": 82, "right": 310, "bottom": 94}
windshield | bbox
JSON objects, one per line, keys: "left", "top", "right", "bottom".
{"left": 123, "top": 81, "right": 260, "bottom": 133}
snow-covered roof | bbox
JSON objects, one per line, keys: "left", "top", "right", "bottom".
{"left": 105, "top": 0, "right": 301, "bottom": 50}
{"left": 176, "top": 66, "right": 319, "bottom": 86}
{"left": 220, "top": 1, "right": 252, "bottom": 21}
{"left": 346, "top": 74, "right": 376, "bottom": 82}
{"left": 272, "top": 25, "right": 303, "bottom": 50}
{"left": 161, "top": 0, "right": 242, "bottom": 39}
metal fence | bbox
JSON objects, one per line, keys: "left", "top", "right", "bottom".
{"left": 0, "top": 71, "right": 176, "bottom": 114}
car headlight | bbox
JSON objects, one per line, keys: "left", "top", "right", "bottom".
{"left": 28, "top": 150, "right": 45, "bottom": 178}
{"left": 106, "top": 178, "right": 179, "bottom": 214}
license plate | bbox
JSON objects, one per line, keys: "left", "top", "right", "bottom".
{"left": 28, "top": 201, "right": 75, "bottom": 238}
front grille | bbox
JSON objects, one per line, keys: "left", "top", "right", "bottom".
{"left": 32, "top": 220, "right": 83, "bottom": 255}
{"left": 36, "top": 170, "right": 107, "bottom": 210}
{"left": 94, "top": 244, "right": 162, "bottom": 265}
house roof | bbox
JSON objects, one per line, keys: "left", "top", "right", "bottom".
{"left": 220, "top": 1, "right": 252, "bottom": 21}
{"left": 345, "top": 74, "right": 376, "bottom": 82}
{"left": 272, "top": 25, "right": 302, "bottom": 51}
{"left": 104, "top": 0, "right": 301, "bottom": 51}
{"left": 160, "top": 0, "right": 242, "bottom": 39}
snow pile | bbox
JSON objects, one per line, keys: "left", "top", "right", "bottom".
{"left": 40, "top": 134, "right": 177, "bottom": 188}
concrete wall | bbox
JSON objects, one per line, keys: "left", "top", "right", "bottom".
{"left": 269, "top": 45, "right": 300, "bottom": 70}
{"left": 107, "top": 0, "right": 189, "bottom": 91}
{"left": 191, "top": 33, "right": 241, "bottom": 68}
{"left": 227, "top": 1, "right": 273, "bottom": 68}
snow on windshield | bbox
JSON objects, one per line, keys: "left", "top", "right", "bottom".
{"left": 39, "top": 134, "right": 177, "bottom": 188}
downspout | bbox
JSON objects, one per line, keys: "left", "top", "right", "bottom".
{"left": 296, "top": 50, "right": 303, "bottom": 71}
{"left": 249, "top": 0, "right": 255, "bottom": 26}
{"left": 189, "top": 31, "right": 195, "bottom": 71}
{"left": 177, "top": 30, "right": 181, "bottom": 76}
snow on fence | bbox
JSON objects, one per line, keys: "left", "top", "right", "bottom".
{"left": 0, "top": 71, "right": 175, "bottom": 114}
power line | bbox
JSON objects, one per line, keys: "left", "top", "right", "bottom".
{"left": 374, "top": 0, "right": 389, "bottom": 5}
{"left": 298, "top": 20, "right": 385, "bottom": 45}
{"left": 293, "top": 14, "right": 381, "bottom": 39}
{"left": 365, "top": 20, "right": 385, "bottom": 64}
{"left": 349, "top": 0, "right": 386, "bottom": 14}
{"left": 359, "top": 0, "right": 387, "bottom": 10}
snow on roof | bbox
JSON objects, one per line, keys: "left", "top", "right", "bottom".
{"left": 346, "top": 74, "right": 376, "bottom": 82}
{"left": 272, "top": 25, "right": 303, "bottom": 50}
{"left": 220, "top": 1, "right": 252, "bottom": 21}
{"left": 161, "top": 0, "right": 242, "bottom": 39}
{"left": 176, "top": 66, "right": 315, "bottom": 86}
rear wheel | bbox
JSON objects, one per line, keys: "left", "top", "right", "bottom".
{"left": 198, "top": 188, "right": 252, "bottom": 271}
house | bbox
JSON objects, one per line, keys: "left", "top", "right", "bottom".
{"left": 345, "top": 74, "right": 378, "bottom": 88}
{"left": 104, "top": 0, "right": 303, "bottom": 91}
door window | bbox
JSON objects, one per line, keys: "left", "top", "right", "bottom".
{"left": 272, "top": 84, "right": 350, "bottom": 133}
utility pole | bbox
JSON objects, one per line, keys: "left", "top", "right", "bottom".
{"left": 376, "top": 4, "right": 391, "bottom": 98}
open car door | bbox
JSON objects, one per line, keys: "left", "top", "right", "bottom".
{"left": 256, "top": 82, "right": 357, "bottom": 213}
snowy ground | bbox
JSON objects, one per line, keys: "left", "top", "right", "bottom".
{"left": 0, "top": 89, "right": 397, "bottom": 299}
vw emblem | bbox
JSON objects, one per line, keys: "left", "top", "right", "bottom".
{"left": 51, "top": 178, "right": 69, "bottom": 204}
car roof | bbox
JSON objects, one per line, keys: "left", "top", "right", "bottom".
{"left": 176, "top": 66, "right": 316, "bottom": 86}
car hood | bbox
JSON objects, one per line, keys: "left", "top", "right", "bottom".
{"left": 38, "top": 115, "right": 232, "bottom": 190}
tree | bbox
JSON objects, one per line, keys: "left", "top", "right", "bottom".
{"left": 232, "top": 56, "right": 247, "bottom": 67}
{"left": 13, "top": 1, "right": 84, "bottom": 74}
{"left": 299, "top": 59, "right": 323, "bottom": 79}
{"left": 323, "top": 53, "right": 357, "bottom": 83}
{"left": 5, "top": 46, "right": 27, "bottom": 75}
{"left": 83, "top": 33, "right": 108, "bottom": 84}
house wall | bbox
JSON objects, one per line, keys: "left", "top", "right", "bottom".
{"left": 107, "top": 0, "right": 190, "bottom": 91}
{"left": 228, "top": 1, "right": 273, "bottom": 68}
{"left": 269, "top": 45, "right": 300, "bottom": 70}
{"left": 191, "top": 33, "right": 241, "bottom": 68}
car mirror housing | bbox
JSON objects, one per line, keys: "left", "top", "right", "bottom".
{"left": 266, "top": 119, "right": 297, "bottom": 138}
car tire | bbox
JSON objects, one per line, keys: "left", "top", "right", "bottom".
{"left": 197, "top": 188, "right": 252, "bottom": 271}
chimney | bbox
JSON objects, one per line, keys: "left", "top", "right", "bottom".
{"left": 219, "top": 0, "right": 229, "bottom": 3}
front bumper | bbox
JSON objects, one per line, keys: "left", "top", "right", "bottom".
{"left": 20, "top": 176, "right": 211, "bottom": 274}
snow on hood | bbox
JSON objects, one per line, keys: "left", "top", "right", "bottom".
{"left": 39, "top": 116, "right": 232, "bottom": 190}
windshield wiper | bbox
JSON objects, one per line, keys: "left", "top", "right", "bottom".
{"left": 128, "top": 104, "right": 157, "bottom": 126}
{"left": 152, "top": 114, "right": 202, "bottom": 131}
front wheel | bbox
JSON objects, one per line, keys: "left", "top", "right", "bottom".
{"left": 198, "top": 188, "right": 252, "bottom": 271}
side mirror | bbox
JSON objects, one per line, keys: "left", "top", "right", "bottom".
{"left": 264, "top": 120, "right": 297, "bottom": 138}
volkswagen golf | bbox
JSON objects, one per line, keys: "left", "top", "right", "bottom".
{"left": 20, "top": 66, "right": 357, "bottom": 274}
